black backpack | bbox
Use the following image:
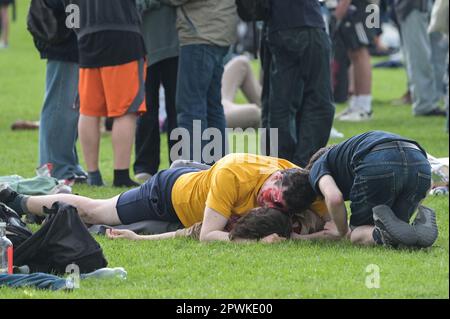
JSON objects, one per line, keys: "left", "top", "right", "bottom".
{"left": 14, "top": 202, "right": 108, "bottom": 275}
{"left": 0, "top": 203, "right": 33, "bottom": 248}
{"left": 27, "top": 0, "right": 72, "bottom": 45}
{"left": 236, "top": 0, "right": 271, "bottom": 22}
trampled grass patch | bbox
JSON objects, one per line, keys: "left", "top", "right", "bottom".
{"left": 0, "top": 1, "right": 448, "bottom": 299}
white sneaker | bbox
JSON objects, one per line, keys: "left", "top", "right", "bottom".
{"left": 0, "top": 41, "right": 8, "bottom": 49}
{"left": 337, "top": 109, "right": 372, "bottom": 122}
{"left": 135, "top": 172, "right": 152, "bottom": 184}
{"left": 330, "top": 127, "right": 344, "bottom": 139}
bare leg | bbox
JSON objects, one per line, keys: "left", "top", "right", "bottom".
{"left": 26, "top": 194, "right": 122, "bottom": 226}
{"left": 240, "top": 59, "right": 262, "bottom": 107}
{"left": 350, "top": 226, "right": 376, "bottom": 246}
{"left": 222, "top": 56, "right": 262, "bottom": 107}
{"left": 1, "top": 6, "right": 9, "bottom": 45}
{"left": 79, "top": 115, "right": 101, "bottom": 172}
{"left": 222, "top": 56, "right": 247, "bottom": 102}
{"left": 112, "top": 113, "right": 137, "bottom": 170}
{"left": 348, "top": 48, "right": 372, "bottom": 95}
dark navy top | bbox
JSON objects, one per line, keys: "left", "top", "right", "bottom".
{"left": 268, "top": 0, "right": 325, "bottom": 33}
{"left": 309, "top": 131, "right": 426, "bottom": 200}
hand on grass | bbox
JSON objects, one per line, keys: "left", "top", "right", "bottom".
{"left": 260, "top": 233, "right": 286, "bottom": 244}
{"left": 106, "top": 228, "right": 140, "bottom": 241}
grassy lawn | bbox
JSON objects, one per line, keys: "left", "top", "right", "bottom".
{"left": 0, "top": 1, "right": 449, "bottom": 299}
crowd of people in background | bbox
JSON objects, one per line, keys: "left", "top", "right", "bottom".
{"left": 1, "top": 0, "right": 448, "bottom": 187}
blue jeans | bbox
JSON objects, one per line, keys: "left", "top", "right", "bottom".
{"left": 39, "top": 60, "right": 85, "bottom": 180}
{"left": 0, "top": 273, "right": 68, "bottom": 291}
{"left": 349, "top": 145, "right": 432, "bottom": 227}
{"left": 175, "top": 44, "right": 229, "bottom": 164}
{"left": 267, "top": 28, "right": 335, "bottom": 167}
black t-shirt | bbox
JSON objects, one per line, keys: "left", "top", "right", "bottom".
{"left": 309, "top": 131, "right": 427, "bottom": 200}
{"left": 268, "top": 0, "right": 325, "bottom": 33}
{"left": 78, "top": 31, "right": 146, "bottom": 68}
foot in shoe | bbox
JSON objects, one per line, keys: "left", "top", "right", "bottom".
{"left": 135, "top": 172, "right": 152, "bottom": 184}
{"left": 113, "top": 179, "right": 140, "bottom": 188}
{"left": 372, "top": 205, "right": 418, "bottom": 248}
{"left": 0, "top": 185, "right": 19, "bottom": 205}
{"left": 338, "top": 109, "right": 372, "bottom": 122}
{"left": 412, "top": 205, "right": 439, "bottom": 248}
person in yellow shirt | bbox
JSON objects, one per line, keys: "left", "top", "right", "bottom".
{"left": 1, "top": 154, "right": 321, "bottom": 242}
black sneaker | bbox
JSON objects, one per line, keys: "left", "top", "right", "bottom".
{"left": 412, "top": 206, "right": 439, "bottom": 248}
{"left": 372, "top": 205, "right": 418, "bottom": 248}
{"left": 0, "top": 185, "right": 20, "bottom": 206}
{"left": 420, "top": 108, "right": 447, "bottom": 117}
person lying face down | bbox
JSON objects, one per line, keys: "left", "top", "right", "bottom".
{"left": 1, "top": 154, "right": 323, "bottom": 243}
{"left": 106, "top": 207, "right": 328, "bottom": 243}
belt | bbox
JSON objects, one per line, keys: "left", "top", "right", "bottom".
{"left": 371, "top": 141, "right": 422, "bottom": 152}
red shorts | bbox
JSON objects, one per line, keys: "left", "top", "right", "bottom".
{"left": 79, "top": 59, "right": 147, "bottom": 118}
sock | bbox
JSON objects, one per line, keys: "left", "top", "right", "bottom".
{"left": 358, "top": 95, "right": 373, "bottom": 113}
{"left": 113, "top": 169, "right": 139, "bottom": 187}
{"left": 7, "top": 194, "right": 30, "bottom": 217}
{"left": 87, "top": 171, "right": 104, "bottom": 186}
{"left": 349, "top": 95, "right": 357, "bottom": 110}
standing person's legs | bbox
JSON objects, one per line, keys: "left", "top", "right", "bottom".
{"left": 0, "top": 5, "right": 9, "bottom": 46}
{"left": 78, "top": 66, "right": 106, "bottom": 186}
{"left": 260, "top": 28, "right": 273, "bottom": 156}
{"left": 293, "top": 29, "right": 334, "bottom": 167}
{"left": 134, "top": 62, "right": 162, "bottom": 179}
{"left": 102, "top": 59, "right": 147, "bottom": 187}
{"left": 112, "top": 114, "right": 137, "bottom": 170}
{"left": 39, "top": 60, "right": 86, "bottom": 180}
{"left": 267, "top": 29, "right": 307, "bottom": 162}
{"left": 400, "top": 10, "right": 440, "bottom": 115}
{"left": 430, "top": 31, "right": 449, "bottom": 99}
{"left": 160, "top": 56, "right": 179, "bottom": 164}
{"left": 175, "top": 44, "right": 215, "bottom": 163}
{"left": 205, "top": 46, "right": 228, "bottom": 164}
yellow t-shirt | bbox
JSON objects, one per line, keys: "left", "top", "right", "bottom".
{"left": 172, "top": 153, "right": 326, "bottom": 227}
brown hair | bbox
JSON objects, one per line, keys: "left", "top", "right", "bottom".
{"left": 229, "top": 207, "right": 292, "bottom": 241}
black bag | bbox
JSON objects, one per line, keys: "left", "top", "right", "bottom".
{"left": 14, "top": 202, "right": 108, "bottom": 275}
{"left": 27, "top": 0, "right": 72, "bottom": 45}
{"left": 0, "top": 203, "right": 33, "bottom": 248}
{"left": 236, "top": 0, "right": 271, "bottom": 22}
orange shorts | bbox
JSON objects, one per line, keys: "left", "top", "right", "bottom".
{"left": 79, "top": 59, "right": 147, "bottom": 118}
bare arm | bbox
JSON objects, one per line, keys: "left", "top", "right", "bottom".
{"left": 317, "top": 175, "right": 349, "bottom": 239}
{"left": 199, "top": 207, "right": 231, "bottom": 242}
{"left": 106, "top": 229, "right": 177, "bottom": 241}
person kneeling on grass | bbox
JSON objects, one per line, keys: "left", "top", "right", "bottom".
{"left": 0, "top": 153, "right": 325, "bottom": 243}
{"left": 303, "top": 131, "right": 439, "bottom": 249}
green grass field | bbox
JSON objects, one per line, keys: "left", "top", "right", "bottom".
{"left": 0, "top": 1, "right": 449, "bottom": 299}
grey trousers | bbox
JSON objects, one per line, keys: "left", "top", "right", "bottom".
{"left": 400, "top": 10, "right": 449, "bottom": 115}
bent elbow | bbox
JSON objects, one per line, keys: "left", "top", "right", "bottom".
{"left": 327, "top": 193, "right": 344, "bottom": 208}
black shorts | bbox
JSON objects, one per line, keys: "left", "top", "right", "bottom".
{"left": 116, "top": 167, "right": 200, "bottom": 225}
{"left": 338, "top": 0, "right": 377, "bottom": 50}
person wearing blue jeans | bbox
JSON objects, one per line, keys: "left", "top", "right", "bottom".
{"left": 33, "top": 7, "right": 86, "bottom": 181}
{"left": 160, "top": 0, "right": 238, "bottom": 164}
{"left": 39, "top": 60, "right": 86, "bottom": 181}
{"left": 306, "top": 131, "right": 437, "bottom": 249}
{"left": 266, "top": 0, "right": 335, "bottom": 168}
{"left": 176, "top": 44, "right": 230, "bottom": 163}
